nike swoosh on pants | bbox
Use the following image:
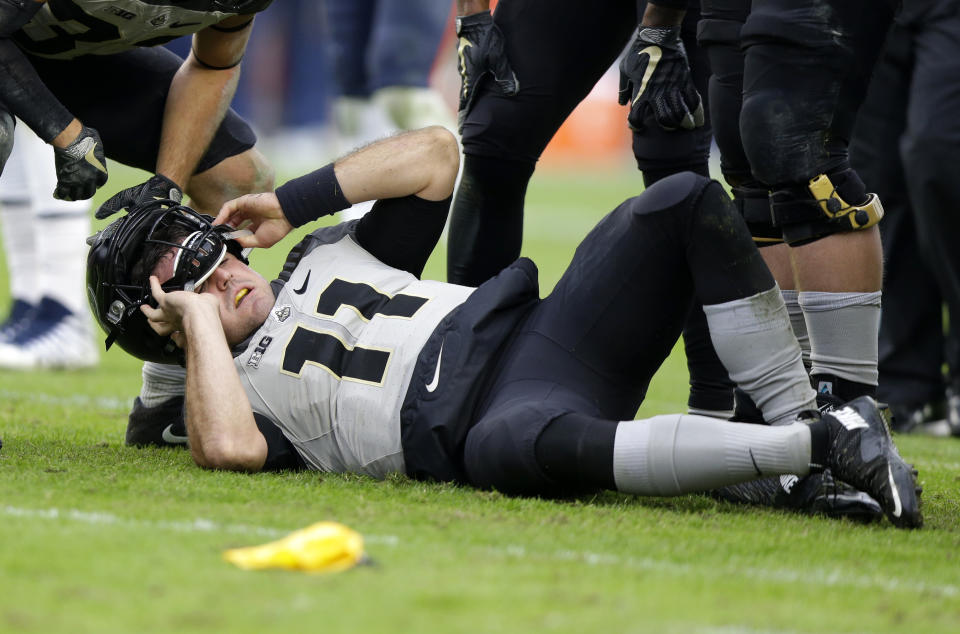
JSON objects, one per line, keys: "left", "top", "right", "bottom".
{"left": 425, "top": 342, "right": 444, "bottom": 393}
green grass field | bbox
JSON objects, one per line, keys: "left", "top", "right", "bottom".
{"left": 1, "top": 163, "right": 959, "bottom": 633}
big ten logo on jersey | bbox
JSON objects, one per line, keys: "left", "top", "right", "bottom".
{"left": 247, "top": 336, "right": 273, "bottom": 369}
{"left": 109, "top": 6, "right": 136, "bottom": 20}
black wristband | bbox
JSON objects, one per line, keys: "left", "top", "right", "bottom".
{"left": 274, "top": 163, "right": 351, "bottom": 228}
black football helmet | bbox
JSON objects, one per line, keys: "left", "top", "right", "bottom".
{"left": 86, "top": 198, "right": 248, "bottom": 365}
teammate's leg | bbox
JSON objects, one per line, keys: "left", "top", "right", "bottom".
{"left": 898, "top": 10, "right": 960, "bottom": 435}
{"left": 0, "top": 118, "right": 41, "bottom": 341}
{"left": 367, "top": 0, "right": 455, "bottom": 132}
{"left": 850, "top": 23, "right": 948, "bottom": 431}
{"left": 631, "top": 2, "right": 735, "bottom": 418}
{"left": 738, "top": 0, "right": 895, "bottom": 401}
{"left": 324, "top": 0, "right": 393, "bottom": 160}
{"left": 0, "top": 124, "right": 96, "bottom": 368}
{"left": 448, "top": 0, "right": 636, "bottom": 286}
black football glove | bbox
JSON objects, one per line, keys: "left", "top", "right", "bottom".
{"left": 455, "top": 11, "right": 519, "bottom": 134}
{"left": 618, "top": 26, "right": 704, "bottom": 132}
{"left": 52, "top": 125, "right": 108, "bottom": 201}
{"left": 96, "top": 173, "right": 183, "bottom": 219}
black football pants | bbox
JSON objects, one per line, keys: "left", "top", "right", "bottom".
{"left": 464, "top": 173, "right": 773, "bottom": 495}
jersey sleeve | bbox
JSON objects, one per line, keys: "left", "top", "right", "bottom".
{"left": 354, "top": 194, "right": 451, "bottom": 278}
{"left": 254, "top": 413, "right": 307, "bottom": 471}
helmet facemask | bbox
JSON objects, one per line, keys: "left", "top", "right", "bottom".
{"left": 86, "top": 199, "right": 249, "bottom": 364}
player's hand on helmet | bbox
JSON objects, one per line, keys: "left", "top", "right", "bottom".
{"left": 618, "top": 25, "right": 704, "bottom": 132}
{"left": 52, "top": 125, "right": 108, "bottom": 201}
{"left": 96, "top": 173, "right": 183, "bottom": 219}
{"left": 214, "top": 192, "right": 292, "bottom": 249}
{"left": 141, "top": 276, "right": 218, "bottom": 349}
{"left": 455, "top": 10, "right": 519, "bottom": 134}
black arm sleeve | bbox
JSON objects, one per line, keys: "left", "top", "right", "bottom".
{"left": 354, "top": 194, "right": 451, "bottom": 278}
{"left": 253, "top": 413, "right": 307, "bottom": 471}
{"left": 0, "top": 39, "right": 75, "bottom": 142}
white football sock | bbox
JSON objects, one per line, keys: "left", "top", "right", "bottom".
{"left": 800, "top": 291, "right": 881, "bottom": 387}
{"left": 612, "top": 414, "right": 812, "bottom": 495}
{"left": 703, "top": 285, "right": 817, "bottom": 424}
{"left": 37, "top": 211, "right": 92, "bottom": 315}
{"left": 0, "top": 201, "right": 40, "bottom": 304}
{"left": 781, "top": 289, "right": 810, "bottom": 370}
{"left": 140, "top": 362, "right": 187, "bottom": 407}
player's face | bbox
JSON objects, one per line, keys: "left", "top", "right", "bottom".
{"left": 155, "top": 251, "right": 273, "bottom": 346}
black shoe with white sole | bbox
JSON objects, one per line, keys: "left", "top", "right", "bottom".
{"left": 814, "top": 396, "right": 922, "bottom": 529}
{"left": 126, "top": 396, "right": 188, "bottom": 448}
{"left": 715, "top": 469, "right": 883, "bottom": 523}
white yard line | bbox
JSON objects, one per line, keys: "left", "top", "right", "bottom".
{"left": 0, "top": 505, "right": 399, "bottom": 545}
{"left": 3, "top": 505, "right": 956, "bottom": 598}
{"left": 0, "top": 389, "right": 130, "bottom": 411}
{"left": 496, "top": 546, "right": 959, "bottom": 599}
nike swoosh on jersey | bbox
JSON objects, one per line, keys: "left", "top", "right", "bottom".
{"left": 293, "top": 270, "right": 311, "bottom": 295}
{"left": 425, "top": 342, "right": 444, "bottom": 393}
{"left": 633, "top": 45, "right": 663, "bottom": 103}
{"left": 161, "top": 424, "right": 189, "bottom": 445}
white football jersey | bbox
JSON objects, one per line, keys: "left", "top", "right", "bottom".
{"left": 234, "top": 233, "right": 474, "bottom": 478}
{"left": 17, "top": 0, "right": 251, "bottom": 59}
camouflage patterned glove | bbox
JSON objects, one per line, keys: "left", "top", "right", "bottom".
{"left": 618, "top": 25, "right": 704, "bottom": 132}
{"left": 52, "top": 125, "right": 108, "bottom": 201}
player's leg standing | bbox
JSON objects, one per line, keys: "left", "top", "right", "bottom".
{"left": 737, "top": 0, "right": 896, "bottom": 401}
{"left": 896, "top": 5, "right": 960, "bottom": 435}
{"left": 448, "top": 0, "right": 636, "bottom": 286}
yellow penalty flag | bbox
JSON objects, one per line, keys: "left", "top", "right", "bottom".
{"left": 223, "top": 521, "right": 366, "bottom": 573}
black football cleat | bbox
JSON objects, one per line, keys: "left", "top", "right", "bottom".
{"left": 126, "top": 396, "right": 188, "bottom": 448}
{"left": 715, "top": 469, "right": 882, "bottom": 523}
{"left": 820, "top": 396, "right": 922, "bottom": 529}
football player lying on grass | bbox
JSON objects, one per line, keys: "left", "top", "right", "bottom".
{"left": 86, "top": 126, "right": 922, "bottom": 528}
